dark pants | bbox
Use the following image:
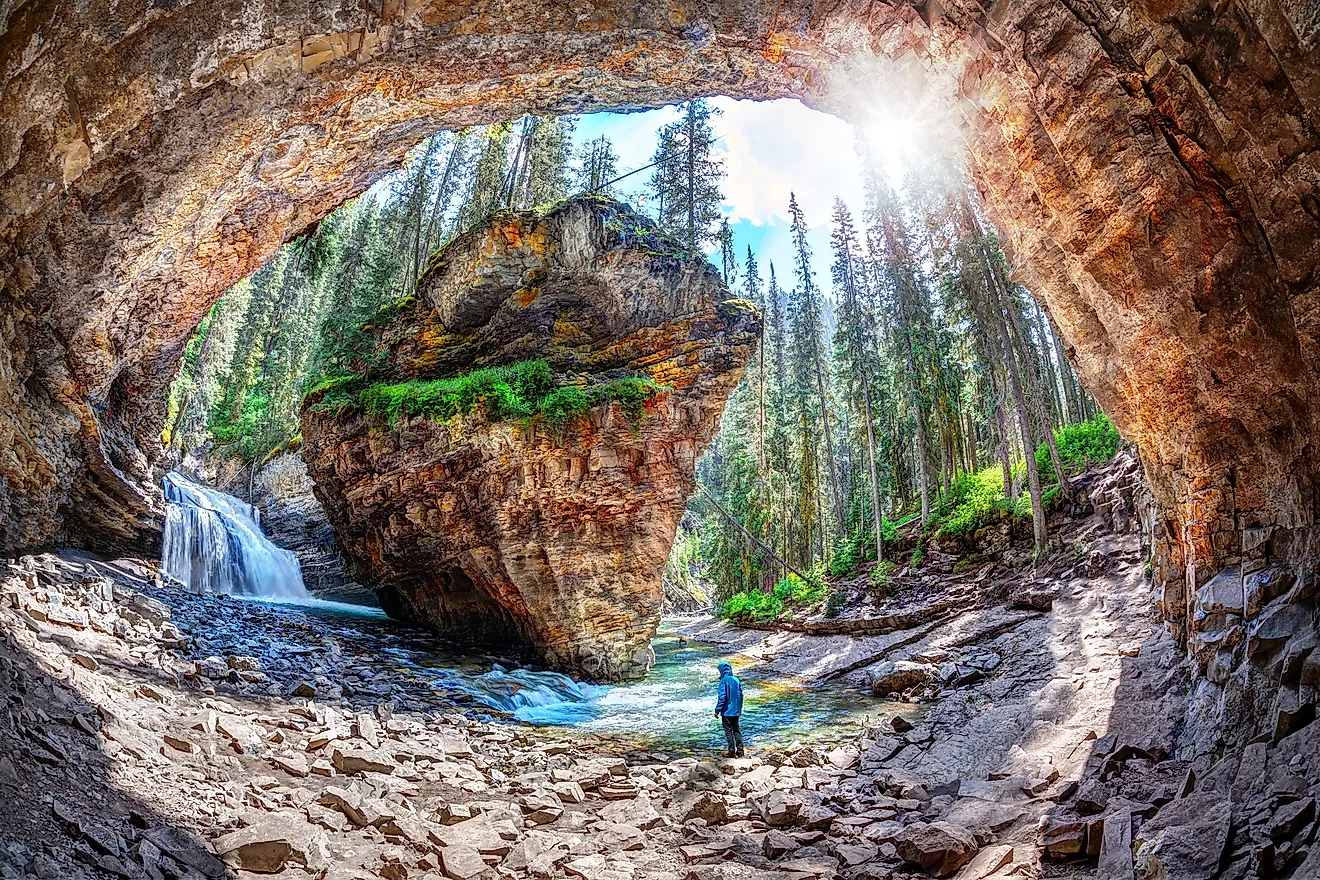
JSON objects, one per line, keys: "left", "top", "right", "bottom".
{"left": 721, "top": 715, "right": 744, "bottom": 756}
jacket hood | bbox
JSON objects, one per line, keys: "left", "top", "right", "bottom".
{"left": 718, "top": 662, "right": 733, "bottom": 676}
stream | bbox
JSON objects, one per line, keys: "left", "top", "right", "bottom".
{"left": 243, "top": 598, "right": 908, "bottom": 754}
{"left": 160, "top": 471, "right": 906, "bottom": 753}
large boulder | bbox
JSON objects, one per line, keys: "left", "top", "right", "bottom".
{"left": 895, "top": 822, "right": 978, "bottom": 877}
{"left": 869, "top": 660, "right": 937, "bottom": 696}
{"left": 301, "top": 198, "right": 759, "bottom": 681}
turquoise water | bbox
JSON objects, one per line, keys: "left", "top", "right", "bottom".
{"left": 264, "top": 599, "right": 904, "bottom": 753}
{"left": 175, "top": 476, "right": 900, "bottom": 752}
{"left": 463, "top": 625, "right": 908, "bottom": 752}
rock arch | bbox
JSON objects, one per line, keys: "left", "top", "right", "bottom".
{"left": 1, "top": 0, "right": 1318, "bottom": 710}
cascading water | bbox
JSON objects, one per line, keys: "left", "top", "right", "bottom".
{"left": 161, "top": 471, "right": 309, "bottom": 599}
{"left": 157, "top": 474, "right": 901, "bottom": 748}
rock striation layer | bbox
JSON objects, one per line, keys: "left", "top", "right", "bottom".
{"left": 0, "top": 0, "right": 1317, "bottom": 732}
{"left": 299, "top": 199, "right": 760, "bottom": 681}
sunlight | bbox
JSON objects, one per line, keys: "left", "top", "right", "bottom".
{"left": 859, "top": 112, "right": 924, "bottom": 188}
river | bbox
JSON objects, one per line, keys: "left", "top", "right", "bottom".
{"left": 163, "top": 470, "right": 908, "bottom": 754}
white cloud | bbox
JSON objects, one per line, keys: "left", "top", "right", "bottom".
{"left": 711, "top": 98, "right": 865, "bottom": 228}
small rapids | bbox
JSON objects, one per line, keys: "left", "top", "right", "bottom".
{"left": 161, "top": 471, "right": 308, "bottom": 599}
{"left": 412, "top": 624, "right": 904, "bottom": 751}
{"left": 157, "top": 474, "right": 903, "bottom": 750}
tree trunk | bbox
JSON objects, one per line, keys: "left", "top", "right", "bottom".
{"left": 813, "top": 351, "right": 848, "bottom": 539}
{"left": 420, "top": 134, "right": 463, "bottom": 273}
{"left": 986, "top": 268, "right": 1046, "bottom": 549}
{"left": 1029, "top": 302, "right": 1065, "bottom": 430}
{"left": 1005, "top": 286, "right": 1072, "bottom": 499}
{"left": 1045, "top": 312, "right": 1081, "bottom": 424}
{"left": 685, "top": 104, "right": 696, "bottom": 251}
{"left": 858, "top": 363, "right": 885, "bottom": 562}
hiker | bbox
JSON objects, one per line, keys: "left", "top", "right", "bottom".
{"left": 714, "top": 661, "right": 745, "bottom": 758}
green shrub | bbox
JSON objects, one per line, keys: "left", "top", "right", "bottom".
{"left": 824, "top": 590, "right": 849, "bottom": 619}
{"left": 870, "top": 559, "right": 897, "bottom": 589}
{"left": 934, "top": 466, "right": 1012, "bottom": 539}
{"left": 828, "top": 538, "right": 861, "bottom": 578}
{"left": 359, "top": 360, "right": 555, "bottom": 423}
{"left": 772, "top": 572, "right": 826, "bottom": 606}
{"left": 719, "top": 590, "right": 783, "bottom": 624}
{"left": 718, "top": 570, "right": 826, "bottom": 624}
{"left": 828, "top": 520, "right": 898, "bottom": 577}
{"left": 539, "top": 386, "right": 593, "bottom": 431}
{"left": 349, "top": 360, "right": 665, "bottom": 433}
{"left": 597, "top": 377, "right": 664, "bottom": 427}
{"left": 1036, "top": 414, "right": 1121, "bottom": 483}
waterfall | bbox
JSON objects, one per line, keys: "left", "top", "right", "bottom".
{"left": 161, "top": 471, "right": 309, "bottom": 599}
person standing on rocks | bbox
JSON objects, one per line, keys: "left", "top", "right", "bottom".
{"left": 714, "top": 661, "right": 745, "bottom": 758}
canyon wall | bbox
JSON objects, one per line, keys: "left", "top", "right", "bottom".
{"left": 299, "top": 199, "right": 760, "bottom": 681}
{"left": 0, "top": 0, "right": 1317, "bottom": 725}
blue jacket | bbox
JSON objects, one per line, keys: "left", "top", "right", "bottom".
{"left": 715, "top": 662, "right": 743, "bottom": 717}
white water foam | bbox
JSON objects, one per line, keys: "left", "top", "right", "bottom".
{"left": 161, "top": 471, "right": 309, "bottom": 599}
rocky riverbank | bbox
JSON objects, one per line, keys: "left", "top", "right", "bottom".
{"left": 1, "top": 454, "right": 1317, "bottom": 879}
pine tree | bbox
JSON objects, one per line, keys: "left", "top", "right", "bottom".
{"left": 718, "top": 219, "right": 738, "bottom": 288}
{"left": 865, "top": 174, "right": 934, "bottom": 525}
{"left": 648, "top": 100, "right": 725, "bottom": 252}
{"left": 830, "top": 197, "right": 886, "bottom": 562}
{"left": 743, "top": 246, "right": 765, "bottom": 471}
{"left": 456, "top": 123, "right": 513, "bottom": 232}
{"left": 577, "top": 135, "right": 620, "bottom": 195}
{"left": 506, "top": 116, "right": 577, "bottom": 209}
{"left": 786, "top": 192, "right": 847, "bottom": 551}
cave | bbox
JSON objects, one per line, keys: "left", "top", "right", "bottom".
{"left": 1, "top": 0, "right": 1318, "bottom": 730}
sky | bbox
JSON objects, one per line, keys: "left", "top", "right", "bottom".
{"left": 574, "top": 97, "right": 877, "bottom": 299}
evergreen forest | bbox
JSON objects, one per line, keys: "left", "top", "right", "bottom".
{"left": 164, "top": 101, "right": 1120, "bottom": 613}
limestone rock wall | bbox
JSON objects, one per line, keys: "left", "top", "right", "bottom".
{"left": 0, "top": 0, "right": 1317, "bottom": 724}
{"left": 299, "top": 200, "right": 760, "bottom": 681}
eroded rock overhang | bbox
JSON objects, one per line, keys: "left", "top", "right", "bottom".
{"left": 0, "top": 0, "right": 1318, "bottom": 728}
{"left": 299, "top": 199, "right": 760, "bottom": 681}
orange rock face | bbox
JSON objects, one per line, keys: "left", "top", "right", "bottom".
{"left": 299, "top": 200, "right": 760, "bottom": 680}
{"left": 0, "top": 0, "right": 1316, "bottom": 721}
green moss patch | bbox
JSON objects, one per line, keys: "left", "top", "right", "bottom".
{"left": 320, "top": 358, "right": 667, "bottom": 434}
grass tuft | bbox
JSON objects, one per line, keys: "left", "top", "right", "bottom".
{"left": 328, "top": 358, "right": 666, "bottom": 436}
